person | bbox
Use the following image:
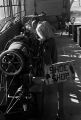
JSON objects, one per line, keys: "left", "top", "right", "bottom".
{"left": 31, "top": 14, "right": 58, "bottom": 65}
{"left": 30, "top": 13, "right": 58, "bottom": 85}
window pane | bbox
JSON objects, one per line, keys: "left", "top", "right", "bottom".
{"left": 21, "top": 11, "right": 25, "bottom": 18}
{"left": 14, "top": 6, "right": 18, "bottom": 14}
{"left": 4, "top": 0, "right": 9, "bottom": 6}
{"left": 12, "top": 6, "right": 15, "bottom": 14}
{"left": 12, "top": 0, "right": 14, "bottom": 5}
{"left": 0, "top": 7, "right": 5, "bottom": 20}
{"left": 12, "top": 0, "right": 15, "bottom": 5}
{"left": 21, "top": 5, "right": 24, "bottom": 11}
{"left": 13, "top": 6, "right": 19, "bottom": 15}
{"left": 0, "top": 0, "right": 3, "bottom": 6}
{"left": 21, "top": 0, "right": 24, "bottom": 5}
{"left": 17, "top": 6, "right": 20, "bottom": 13}
{"left": 12, "top": 0, "right": 19, "bottom": 5}
{"left": 5, "top": 7, "right": 10, "bottom": 17}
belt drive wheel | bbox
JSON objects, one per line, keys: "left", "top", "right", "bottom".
{"left": 0, "top": 50, "right": 24, "bottom": 76}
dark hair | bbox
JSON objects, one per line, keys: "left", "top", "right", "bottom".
{"left": 32, "top": 17, "right": 40, "bottom": 23}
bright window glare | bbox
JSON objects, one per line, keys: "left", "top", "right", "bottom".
{"left": 78, "top": 90, "right": 81, "bottom": 92}
{"left": 69, "top": 93, "right": 77, "bottom": 98}
{"left": 0, "top": 8, "right": 5, "bottom": 20}
{"left": 75, "top": 77, "right": 79, "bottom": 81}
{"left": 70, "top": 98, "right": 79, "bottom": 103}
{"left": 75, "top": 81, "right": 81, "bottom": 83}
{"left": 75, "top": 72, "right": 79, "bottom": 78}
{"left": 77, "top": 85, "right": 81, "bottom": 87}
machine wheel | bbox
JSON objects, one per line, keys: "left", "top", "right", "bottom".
{"left": 0, "top": 50, "right": 24, "bottom": 76}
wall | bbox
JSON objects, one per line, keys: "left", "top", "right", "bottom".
{"left": 37, "top": 0, "right": 63, "bottom": 16}
{"left": 25, "top": 0, "right": 34, "bottom": 15}
{"left": 25, "top": 0, "right": 64, "bottom": 16}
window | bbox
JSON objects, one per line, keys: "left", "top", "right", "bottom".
{"left": 0, "top": 0, "right": 25, "bottom": 32}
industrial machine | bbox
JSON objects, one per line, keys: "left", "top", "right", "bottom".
{"left": 0, "top": 32, "right": 46, "bottom": 119}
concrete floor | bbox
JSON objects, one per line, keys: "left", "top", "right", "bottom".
{"left": 55, "top": 32, "right": 81, "bottom": 120}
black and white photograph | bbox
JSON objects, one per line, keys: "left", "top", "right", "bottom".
{"left": 0, "top": 0, "right": 81, "bottom": 120}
